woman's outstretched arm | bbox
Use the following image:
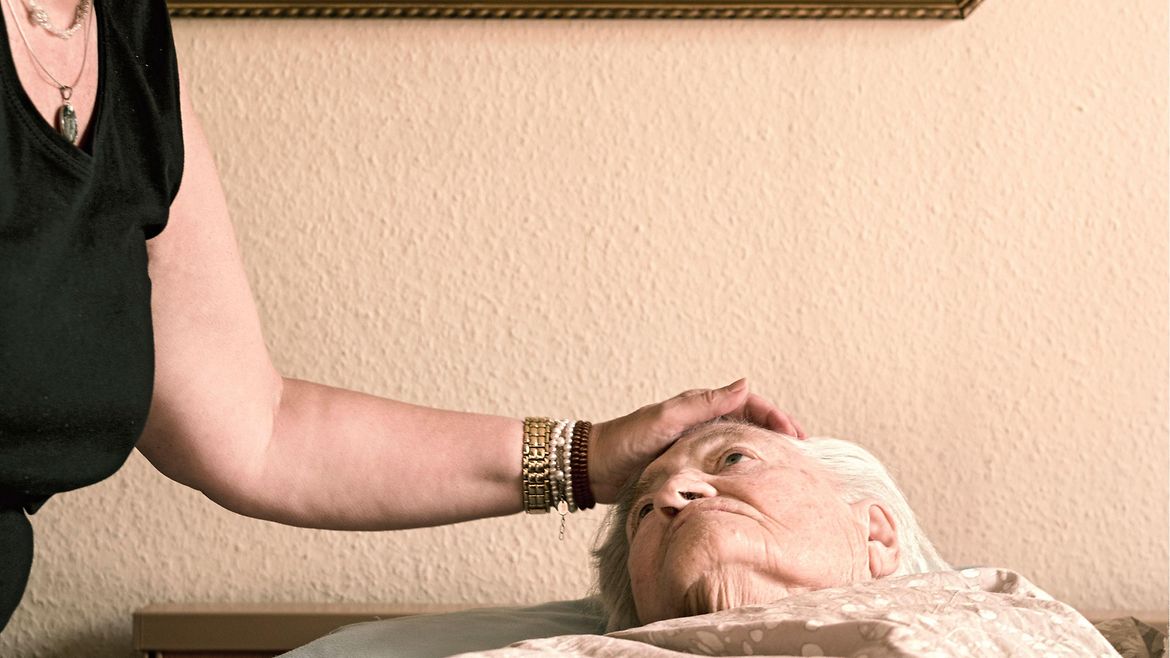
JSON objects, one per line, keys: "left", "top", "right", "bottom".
{"left": 136, "top": 73, "right": 803, "bottom": 531}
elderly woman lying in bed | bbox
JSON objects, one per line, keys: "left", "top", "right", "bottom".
{"left": 593, "top": 418, "right": 950, "bottom": 631}
{"left": 288, "top": 421, "right": 1132, "bottom": 657}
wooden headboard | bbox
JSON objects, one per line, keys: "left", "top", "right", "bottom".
{"left": 132, "top": 603, "right": 1169, "bottom": 658}
{"left": 133, "top": 603, "right": 474, "bottom": 658}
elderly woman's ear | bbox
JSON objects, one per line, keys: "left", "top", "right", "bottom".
{"left": 853, "top": 500, "right": 900, "bottom": 579}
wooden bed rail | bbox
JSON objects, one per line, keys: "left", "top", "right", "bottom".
{"left": 132, "top": 602, "right": 1169, "bottom": 658}
{"left": 134, "top": 602, "right": 476, "bottom": 658}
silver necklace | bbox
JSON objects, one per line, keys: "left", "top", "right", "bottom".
{"left": 25, "top": 0, "right": 90, "bottom": 40}
{"left": 3, "top": 0, "right": 91, "bottom": 144}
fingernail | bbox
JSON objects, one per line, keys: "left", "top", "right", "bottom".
{"left": 726, "top": 378, "right": 747, "bottom": 391}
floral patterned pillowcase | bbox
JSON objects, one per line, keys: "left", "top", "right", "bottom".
{"left": 458, "top": 569, "right": 1123, "bottom": 657}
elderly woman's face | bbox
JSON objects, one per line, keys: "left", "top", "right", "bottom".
{"left": 625, "top": 423, "right": 885, "bottom": 624}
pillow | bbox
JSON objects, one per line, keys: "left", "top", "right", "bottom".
{"left": 279, "top": 598, "right": 606, "bottom": 658}
{"left": 453, "top": 569, "right": 1122, "bottom": 657}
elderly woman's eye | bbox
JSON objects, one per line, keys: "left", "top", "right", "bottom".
{"left": 637, "top": 502, "right": 654, "bottom": 520}
{"left": 723, "top": 452, "right": 748, "bottom": 467}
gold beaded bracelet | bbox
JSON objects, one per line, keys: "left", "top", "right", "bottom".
{"left": 524, "top": 417, "right": 595, "bottom": 539}
{"left": 522, "top": 417, "right": 552, "bottom": 514}
{"left": 523, "top": 416, "right": 596, "bottom": 512}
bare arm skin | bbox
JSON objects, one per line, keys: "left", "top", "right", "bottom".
{"left": 136, "top": 75, "right": 805, "bottom": 531}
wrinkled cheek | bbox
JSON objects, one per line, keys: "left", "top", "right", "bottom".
{"left": 628, "top": 548, "right": 662, "bottom": 623}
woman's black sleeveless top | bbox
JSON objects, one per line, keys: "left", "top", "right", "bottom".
{"left": 0, "top": 0, "right": 183, "bottom": 631}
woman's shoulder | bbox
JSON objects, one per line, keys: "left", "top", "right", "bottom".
{"left": 99, "top": 0, "right": 178, "bottom": 64}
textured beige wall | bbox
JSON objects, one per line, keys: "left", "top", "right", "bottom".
{"left": 4, "top": 0, "right": 1168, "bottom": 655}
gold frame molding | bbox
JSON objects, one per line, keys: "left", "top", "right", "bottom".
{"left": 167, "top": 0, "right": 985, "bottom": 19}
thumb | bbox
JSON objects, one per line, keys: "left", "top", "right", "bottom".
{"left": 664, "top": 378, "right": 750, "bottom": 434}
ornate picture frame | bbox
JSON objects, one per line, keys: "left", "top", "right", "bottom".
{"left": 167, "top": 0, "right": 985, "bottom": 20}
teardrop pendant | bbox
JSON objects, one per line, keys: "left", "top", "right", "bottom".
{"left": 56, "top": 101, "right": 78, "bottom": 145}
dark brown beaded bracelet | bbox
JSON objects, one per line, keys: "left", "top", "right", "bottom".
{"left": 570, "top": 420, "right": 595, "bottom": 510}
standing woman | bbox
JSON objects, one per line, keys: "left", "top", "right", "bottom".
{"left": 0, "top": 0, "right": 805, "bottom": 633}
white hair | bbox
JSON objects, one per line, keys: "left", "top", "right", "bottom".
{"left": 592, "top": 426, "right": 951, "bottom": 631}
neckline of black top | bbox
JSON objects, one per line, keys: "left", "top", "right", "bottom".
{"left": 0, "top": 0, "right": 107, "bottom": 166}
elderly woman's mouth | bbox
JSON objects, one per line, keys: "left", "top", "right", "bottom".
{"left": 665, "top": 502, "right": 751, "bottom": 543}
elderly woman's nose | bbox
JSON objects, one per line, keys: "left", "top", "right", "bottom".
{"left": 652, "top": 472, "right": 716, "bottom": 516}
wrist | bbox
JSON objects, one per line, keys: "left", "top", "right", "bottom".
{"left": 521, "top": 417, "right": 596, "bottom": 514}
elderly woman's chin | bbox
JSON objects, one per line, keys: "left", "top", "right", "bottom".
{"left": 630, "top": 522, "right": 869, "bottom": 625}
{"left": 675, "top": 566, "right": 799, "bottom": 622}
{"left": 631, "top": 543, "right": 805, "bottom": 624}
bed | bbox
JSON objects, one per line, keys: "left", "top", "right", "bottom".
{"left": 133, "top": 570, "right": 1168, "bottom": 658}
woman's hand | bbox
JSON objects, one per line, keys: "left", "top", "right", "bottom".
{"left": 588, "top": 379, "right": 805, "bottom": 504}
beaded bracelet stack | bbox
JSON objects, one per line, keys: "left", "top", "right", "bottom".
{"left": 522, "top": 418, "right": 596, "bottom": 517}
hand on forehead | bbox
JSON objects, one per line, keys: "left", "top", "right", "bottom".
{"left": 632, "top": 419, "right": 799, "bottom": 498}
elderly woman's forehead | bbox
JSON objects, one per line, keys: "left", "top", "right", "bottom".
{"left": 630, "top": 421, "right": 803, "bottom": 494}
{"left": 670, "top": 421, "right": 782, "bottom": 453}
